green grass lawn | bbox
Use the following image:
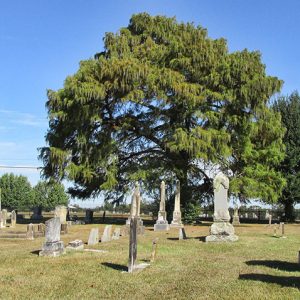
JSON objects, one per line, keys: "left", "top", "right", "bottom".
{"left": 0, "top": 222, "right": 299, "bottom": 299}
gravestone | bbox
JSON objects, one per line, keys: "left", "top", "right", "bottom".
{"left": 206, "top": 172, "right": 238, "bottom": 242}
{"left": 26, "top": 223, "right": 34, "bottom": 240}
{"left": 128, "top": 217, "right": 138, "bottom": 273}
{"left": 112, "top": 227, "right": 121, "bottom": 240}
{"left": 268, "top": 214, "right": 272, "bottom": 226}
{"left": 2, "top": 209, "right": 7, "bottom": 227}
{"left": 154, "top": 181, "right": 170, "bottom": 231}
{"left": 101, "top": 225, "right": 112, "bottom": 242}
{"left": 54, "top": 205, "right": 67, "bottom": 224}
{"left": 31, "top": 207, "right": 43, "bottom": 220}
{"left": 232, "top": 207, "right": 240, "bottom": 225}
{"left": 170, "top": 180, "right": 183, "bottom": 228}
{"left": 66, "top": 240, "right": 84, "bottom": 251}
{"left": 88, "top": 228, "right": 99, "bottom": 245}
{"left": 10, "top": 210, "right": 16, "bottom": 228}
{"left": 126, "top": 182, "right": 145, "bottom": 234}
{"left": 179, "top": 227, "right": 187, "bottom": 240}
{"left": 85, "top": 209, "right": 94, "bottom": 224}
{"left": 39, "top": 217, "right": 65, "bottom": 257}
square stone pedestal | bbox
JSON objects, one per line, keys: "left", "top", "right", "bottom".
{"left": 206, "top": 222, "right": 238, "bottom": 242}
{"left": 39, "top": 241, "right": 65, "bottom": 257}
{"left": 154, "top": 222, "right": 170, "bottom": 231}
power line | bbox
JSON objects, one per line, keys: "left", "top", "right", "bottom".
{"left": 0, "top": 165, "right": 42, "bottom": 170}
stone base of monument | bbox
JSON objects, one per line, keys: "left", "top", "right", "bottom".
{"left": 39, "top": 241, "right": 65, "bottom": 257}
{"left": 170, "top": 222, "right": 183, "bottom": 229}
{"left": 154, "top": 221, "right": 169, "bottom": 231}
{"left": 206, "top": 222, "right": 238, "bottom": 242}
{"left": 232, "top": 216, "right": 240, "bottom": 226}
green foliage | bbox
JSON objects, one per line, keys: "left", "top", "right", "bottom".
{"left": 33, "top": 181, "right": 69, "bottom": 210}
{"left": 183, "top": 202, "right": 202, "bottom": 224}
{"left": 40, "top": 13, "right": 285, "bottom": 207}
{"left": 273, "top": 92, "right": 300, "bottom": 220}
{"left": 0, "top": 173, "right": 34, "bottom": 210}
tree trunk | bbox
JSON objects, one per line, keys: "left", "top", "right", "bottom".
{"left": 284, "top": 199, "right": 295, "bottom": 222}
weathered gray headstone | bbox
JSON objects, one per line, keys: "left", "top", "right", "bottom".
{"left": 206, "top": 172, "right": 238, "bottom": 242}
{"left": 10, "top": 210, "right": 16, "bottom": 228}
{"left": 88, "top": 228, "right": 99, "bottom": 245}
{"left": 154, "top": 181, "right": 169, "bottom": 231}
{"left": 66, "top": 239, "right": 84, "bottom": 251}
{"left": 150, "top": 238, "right": 158, "bottom": 262}
{"left": 112, "top": 227, "right": 121, "bottom": 240}
{"left": 101, "top": 225, "right": 112, "bottom": 242}
{"left": 179, "top": 227, "right": 187, "bottom": 240}
{"left": 54, "top": 205, "right": 67, "bottom": 224}
{"left": 232, "top": 207, "right": 240, "bottom": 226}
{"left": 170, "top": 180, "right": 183, "bottom": 228}
{"left": 85, "top": 209, "right": 94, "bottom": 224}
{"left": 126, "top": 182, "right": 145, "bottom": 234}
{"left": 26, "top": 223, "right": 34, "bottom": 240}
{"left": 39, "top": 217, "right": 65, "bottom": 257}
{"left": 2, "top": 209, "right": 7, "bottom": 227}
{"left": 128, "top": 217, "right": 138, "bottom": 273}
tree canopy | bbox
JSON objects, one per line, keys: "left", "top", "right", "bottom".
{"left": 273, "top": 92, "right": 300, "bottom": 220}
{"left": 0, "top": 173, "right": 34, "bottom": 210}
{"left": 40, "top": 13, "right": 285, "bottom": 207}
{"left": 33, "top": 181, "right": 69, "bottom": 210}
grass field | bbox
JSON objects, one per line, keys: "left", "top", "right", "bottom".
{"left": 0, "top": 221, "right": 299, "bottom": 300}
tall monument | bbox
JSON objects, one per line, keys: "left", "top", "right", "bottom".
{"left": 170, "top": 180, "right": 183, "bottom": 228}
{"left": 154, "top": 181, "right": 169, "bottom": 231}
{"left": 206, "top": 172, "right": 238, "bottom": 242}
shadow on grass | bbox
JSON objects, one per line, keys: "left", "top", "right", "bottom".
{"left": 30, "top": 250, "right": 40, "bottom": 256}
{"left": 246, "top": 260, "right": 300, "bottom": 272}
{"left": 101, "top": 262, "right": 127, "bottom": 272}
{"left": 239, "top": 273, "right": 300, "bottom": 289}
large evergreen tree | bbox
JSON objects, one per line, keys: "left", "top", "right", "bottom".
{"left": 273, "top": 92, "right": 300, "bottom": 221}
{"left": 40, "top": 13, "right": 285, "bottom": 207}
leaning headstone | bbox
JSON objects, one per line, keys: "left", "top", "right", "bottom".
{"left": 88, "top": 228, "right": 99, "bottom": 245}
{"left": 66, "top": 240, "right": 84, "bottom": 251}
{"left": 179, "top": 227, "right": 187, "bottom": 240}
{"left": 206, "top": 172, "right": 238, "bottom": 242}
{"left": 101, "top": 225, "right": 112, "bottom": 242}
{"left": 112, "top": 227, "right": 121, "bottom": 240}
{"left": 39, "top": 217, "right": 65, "bottom": 257}
{"left": 10, "top": 210, "right": 16, "bottom": 228}
{"left": 170, "top": 180, "right": 183, "bottom": 228}
{"left": 154, "top": 181, "right": 170, "bottom": 231}
{"left": 232, "top": 207, "right": 240, "bottom": 225}
{"left": 85, "top": 209, "right": 94, "bottom": 224}
{"left": 54, "top": 205, "right": 67, "bottom": 224}
{"left": 26, "top": 223, "right": 34, "bottom": 240}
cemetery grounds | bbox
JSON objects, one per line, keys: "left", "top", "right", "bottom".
{"left": 0, "top": 216, "right": 299, "bottom": 300}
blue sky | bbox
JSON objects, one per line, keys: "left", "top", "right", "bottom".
{"left": 1, "top": 0, "right": 300, "bottom": 207}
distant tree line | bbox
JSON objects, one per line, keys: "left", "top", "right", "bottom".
{"left": 0, "top": 173, "right": 69, "bottom": 211}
